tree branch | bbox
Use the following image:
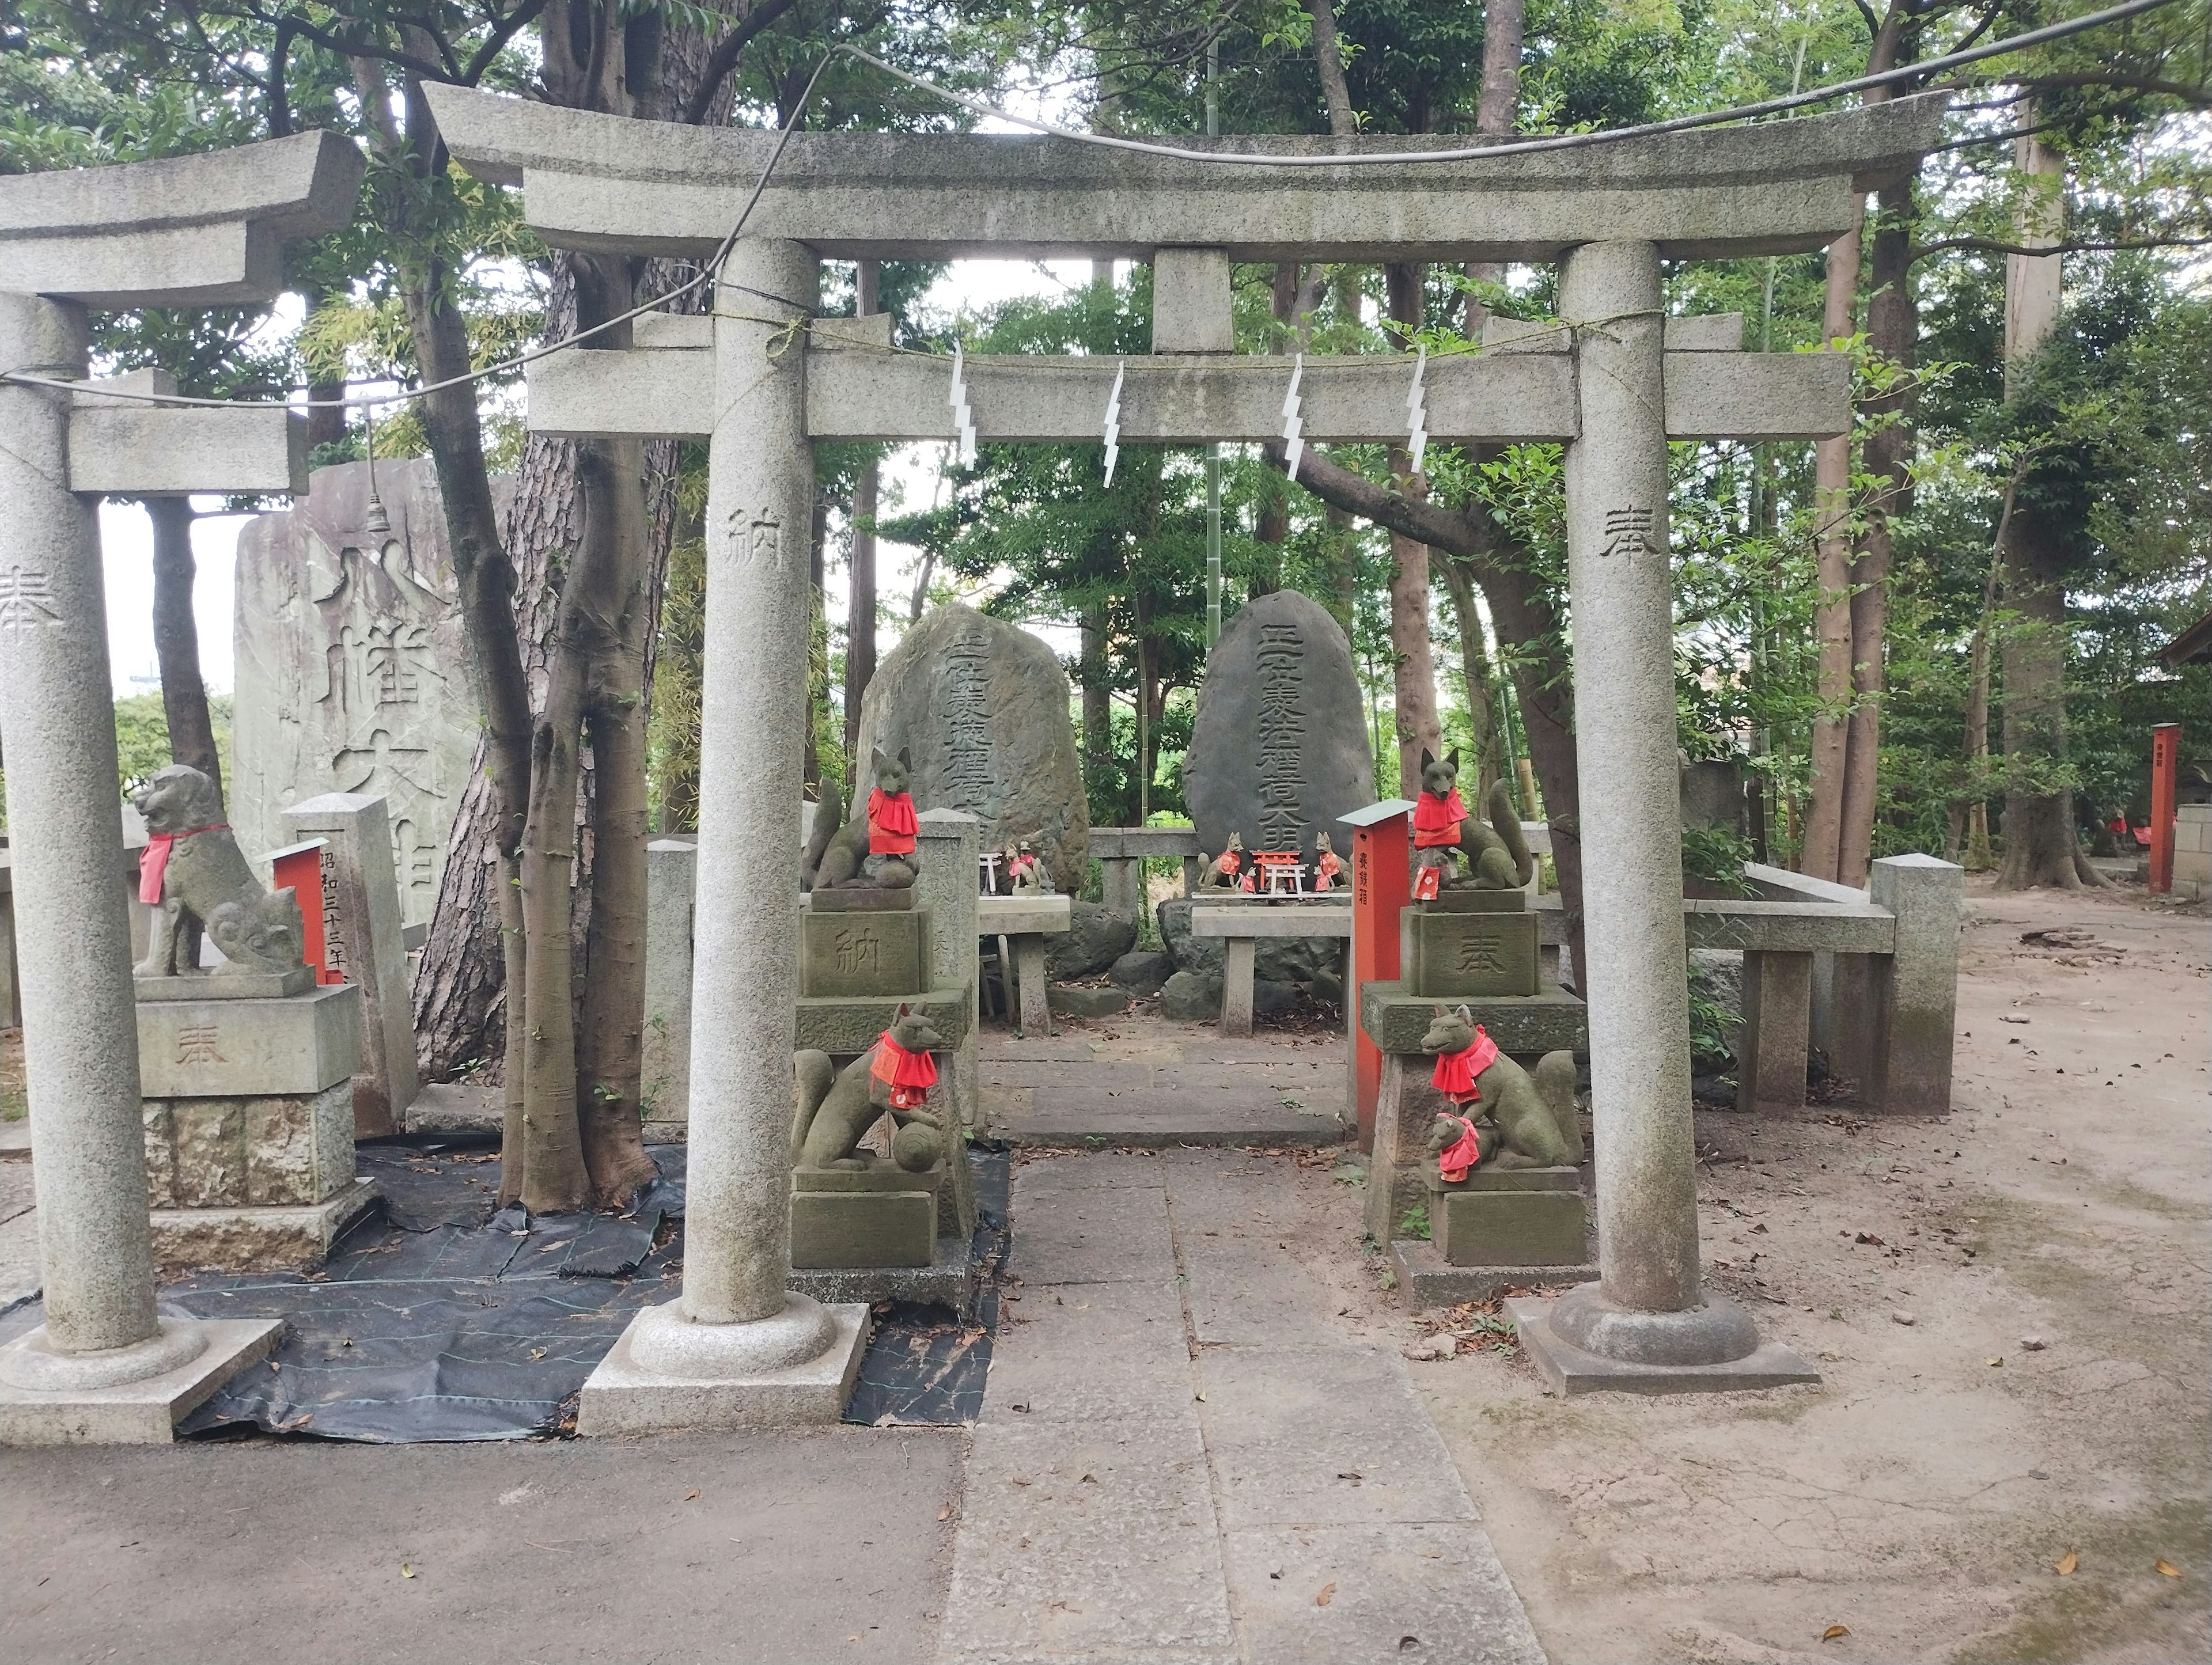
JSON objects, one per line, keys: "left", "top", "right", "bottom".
{"left": 462, "top": 0, "right": 549, "bottom": 86}
{"left": 1912, "top": 233, "right": 2212, "bottom": 261}
{"left": 682, "top": 0, "right": 806, "bottom": 125}
{"left": 1262, "top": 441, "right": 1493, "bottom": 566}
{"left": 2003, "top": 71, "right": 2212, "bottom": 108}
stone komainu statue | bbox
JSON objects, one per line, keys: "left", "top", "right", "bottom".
{"left": 132, "top": 764, "right": 306, "bottom": 980}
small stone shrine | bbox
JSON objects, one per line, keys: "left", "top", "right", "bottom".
{"left": 1185, "top": 589, "right": 1373, "bottom": 871}
{"left": 232, "top": 458, "right": 490, "bottom": 930}
{"left": 131, "top": 765, "right": 376, "bottom": 1270}
{"left": 851, "top": 603, "right": 1090, "bottom": 893}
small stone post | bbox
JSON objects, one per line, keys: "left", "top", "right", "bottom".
{"left": 1522, "top": 242, "right": 1803, "bottom": 1383}
{"left": 579, "top": 241, "right": 868, "bottom": 1432}
{"left": 1863, "top": 855, "right": 1964, "bottom": 1115}
{"left": 282, "top": 791, "right": 419, "bottom": 1136}
{"left": 914, "top": 809, "right": 982, "bottom": 1133}
{"left": 641, "top": 838, "right": 698, "bottom": 1136}
{"left": 1735, "top": 951, "right": 1813, "bottom": 1117}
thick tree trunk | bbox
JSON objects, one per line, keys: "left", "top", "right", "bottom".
{"left": 1080, "top": 603, "right": 1113, "bottom": 814}
{"left": 1305, "top": 0, "right": 1358, "bottom": 135}
{"left": 1435, "top": 554, "right": 1501, "bottom": 801}
{"left": 1383, "top": 264, "right": 1442, "bottom": 798}
{"left": 845, "top": 266, "right": 881, "bottom": 762}
{"left": 1800, "top": 216, "right": 1861, "bottom": 882}
{"left": 1837, "top": 176, "right": 1915, "bottom": 883}
{"left": 147, "top": 498, "right": 221, "bottom": 798}
{"left": 1996, "top": 518, "right": 2082, "bottom": 888}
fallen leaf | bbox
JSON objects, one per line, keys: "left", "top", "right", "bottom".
{"left": 1316, "top": 1583, "right": 1336, "bottom": 1607}
{"left": 1987, "top": 1356, "right": 2005, "bottom": 1367}
{"left": 684, "top": 1490, "right": 700, "bottom": 1501}
{"left": 400, "top": 1564, "right": 416, "bottom": 1579}
{"left": 1399, "top": 1637, "right": 1421, "bottom": 1651}
{"left": 1079, "top": 1473, "right": 1099, "bottom": 1484}
{"left": 937, "top": 1505, "right": 952, "bottom": 1522}
{"left": 2155, "top": 1558, "right": 2181, "bottom": 1577}
{"left": 529, "top": 1348, "right": 547, "bottom": 1361}
{"left": 1821, "top": 1624, "right": 1850, "bottom": 1641}
{"left": 2055, "top": 1550, "right": 2078, "bottom": 1575}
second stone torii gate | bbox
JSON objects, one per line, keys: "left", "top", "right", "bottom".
{"left": 430, "top": 82, "right": 1945, "bottom": 1419}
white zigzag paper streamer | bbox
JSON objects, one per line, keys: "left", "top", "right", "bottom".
{"left": 949, "top": 341, "right": 976, "bottom": 466}
{"left": 1406, "top": 343, "right": 1429, "bottom": 473}
{"left": 1281, "top": 353, "right": 1306, "bottom": 480}
{"left": 1102, "top": 361, "right": 1125, "bottom": 487}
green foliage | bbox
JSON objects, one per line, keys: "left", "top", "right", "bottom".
{"left": 1680, "top": 825, "right": 1756, "bottom": 897}
{"left": 1686, "top": 958, "right": 1736, "bottom": 1073}
{"left": 111, "top": 693, "right": 236, "bottom": 801}
{"left": 1396, "top": 1204, "right": 1431, "bottom": 1242}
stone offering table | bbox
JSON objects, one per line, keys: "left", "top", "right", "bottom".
{"left": 978, "top": 892, "right": 1070, "bottom": 1038}
{"left": 137, "top": 981, "right": 378, "bottom": 1270}
{"left": 1088, "top": 825, "right": 1202, "bottom": 918}
{"left": 1190, "top": 898, "right": 1351, "bottom": 1038}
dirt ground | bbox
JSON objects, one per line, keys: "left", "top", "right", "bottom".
{"left": 1406, "top": 877, "right": 2210, "bottom": 1665}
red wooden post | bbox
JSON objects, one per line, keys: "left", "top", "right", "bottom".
{"left": 2149, "top": 723, "right": 2181, "bottom": 893}
{"left": 1342, "top": 799, "right": 1414, "bottom": 1154}
{"left": 267, "top": 837, "right": 340, "bottom": 984}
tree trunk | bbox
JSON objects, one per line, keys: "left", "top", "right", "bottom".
{"left": 1836, "top": 176, "right": 1915, "bottom": 884}
{"left": 844, "top": 261, "right": 881, "bottom": 762}
{"left": 1080, "top": 602, "right": 1113, "bottom": 813}
{"left": 1305, "top": 0, "right": 1358, "bottom": 135}
{"left": 1435, "top": 554, "right": 1500, "bottom": 801}
{"left": 1800, "top": 214, "right": 1861, "bottom": 882}
{"left": 147, "top": 498, "right": 221, "bottom": 798}
{"left": 1383, "top": 263, "right": 1442, "bottom": 798}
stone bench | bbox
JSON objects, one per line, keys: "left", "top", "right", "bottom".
{"left": 1191, "top": 900, "right": 1351, "bottom": 1038}
{"left": 1088, "top": 826, "right": 1202, "bottom": 919}
{"left": 977, "top": 892, "right": 1070, "bottom": 1038}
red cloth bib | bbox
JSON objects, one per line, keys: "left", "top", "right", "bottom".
{"left": 872, "top": 1029, "right": 939, "bottom": 1110}
{"left": 137, "top": 824, "right": 228, "bottom": 904}
{"left": 1215, "top": 850, "right": 1240, "bottom": 875}
{"left": 1430, "top": 1024, "right": 1499, "bottom": 1101}
{"left": 1412, "top": 788, "right": 1465, "bottom": 849}
{"left": 1436, "top": 1113, "right": 1484, "bottom": 1182}
{"left": 868, "top": 789, "right": 918, "bottom": 855}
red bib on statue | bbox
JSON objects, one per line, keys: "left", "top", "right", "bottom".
{"left": 1412, "top": 789, "right": 1465, "bottom": 849}
{"left": 138, "top": 824, "right": 228, "bottom": 904}
{"left": 1436, "top": 1113, "right": 1484, "bottom": 1182}
{"left": 872, "top": 1030, "right": 938, "bottom": 1110}
{"left": 1430, "top": 1025, "right": 1499, "bottom": 1101}
{"left": 868, "top": 789, "right": 918, "bottom": 856}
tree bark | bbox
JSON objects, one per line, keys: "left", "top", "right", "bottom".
{"left": 1080, "top": 602, "right": 1113, "bottom": 813}
{"left": 1383, "top": 263, "right": 1442, "bottom": 797}
{"left": 1435, "top": 554, "right": 1501, "bottom": 800}
{"left": 147, "top": 498, "right": 222, "bottom": 799}
{"left": 1304, "top": 0, "right": 1358, "bottom": 135}
{"left": 844, "top": 261, "right": 881, "bottom": 762}
{"left": 1800, "top": 215, "right": 1862, "bottom": 882}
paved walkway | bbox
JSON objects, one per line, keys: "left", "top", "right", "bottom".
{"left": 981, "top": 1021, "right": 1349, "bottom": 1147}
{"left": 938, "top": 1148, "right": 1545, "bottom": 1665}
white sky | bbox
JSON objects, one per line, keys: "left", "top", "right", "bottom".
{"left": 98, "top": 256, "right": 1096, "bottom": 699}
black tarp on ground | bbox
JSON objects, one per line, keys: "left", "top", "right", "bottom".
{"left": 135, "top": 1140, "right": 1009, "bottom": 1442}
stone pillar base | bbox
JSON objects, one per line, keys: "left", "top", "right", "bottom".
{"left": 0, "top": 1317, "right": 283, "bottom": 1446}
{"left": 577, "top": 1299, "right": 870, "bottom": 1435}
{"left": 1506, "top": 1295, "right": 1819, "bottom": 1397}
{"left": 151, "top": 1175, "right": 380, "bottom": 1273}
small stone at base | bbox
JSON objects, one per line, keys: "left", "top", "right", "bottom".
{"left": 1891, "top": 1310, "right": 1916, "bottom": 1325}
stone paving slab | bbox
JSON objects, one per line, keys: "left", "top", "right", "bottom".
{"left": 1180, "top": 1244, "right": 1348, "bottom": 1349}
{"left": 1010, "top": 1152, "right": 1172, "bottom": 1192}
{"left": 942, "top": 1417, "right": 1236, "bottom": 1665}
{"left": 1222, "top": 1523, "right": 1546, "bottom": 1665}
{"left": 1006, "top": 1184, "right": 1176, "bottom": 1285}
{"left": 1195, "top": 1346, "right": 1479, "bottom": 1531}
{"left": 983, "top": 1280, "right": 1194, "bottom": 1424}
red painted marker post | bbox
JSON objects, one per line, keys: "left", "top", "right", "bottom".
{"left": 2149, "top": 723, "right": 2181, "bottom": 893}
{"left": 266, "top": 837, "right": 340, "bottom": 984}
{"left": 1341, "top": 799, "right": 1415, "bottom": 1154}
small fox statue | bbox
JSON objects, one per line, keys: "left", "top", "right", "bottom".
{"left": 803, "top": 746, "right": 919, "bottom": 890}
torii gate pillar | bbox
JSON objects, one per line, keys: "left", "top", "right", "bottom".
{"left": 1508, "top": 242, "right": 1816, "bottom": 1391}
{"left": 578, "top": 240, "right": 871, "bottom": 1432}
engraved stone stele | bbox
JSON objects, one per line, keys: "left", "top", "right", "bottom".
{"left": 850, "top": 603, "right": 1090, "bottom": 894}
{"left": 1185, "top": 589, "right": 1373, "bottom": 870}
{"left": 232, "top": 459, "right": 496, "bottom": 931}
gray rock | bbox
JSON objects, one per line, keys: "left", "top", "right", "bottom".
{"left": 1044, "top": 899, "right": 1137, "bottom": 980}
{"left": 1156, "top": 897, "right": 1343, "bottom": 986}
{"left": 1108, "top": 949, "right": 1173, "bottom": 996}
{"left": 1252, "top": 978, "right": 1301, "bottom": 1019}
{"left": 1159, "top": 970, "right": 1223, "bottom": 1022}
{"left": 852, "top": 603, "right": 1091, "bottom": 893}
{"left": 1183, "top": 589, "right": 1373, "bottom": 868}
{"left": 231, "top": 459, "right": 495, "bottom": 931}
{"left": 1046, "top": 984, "right": 1131, "bottom": 1019}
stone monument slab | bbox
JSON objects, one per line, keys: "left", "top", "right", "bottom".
{"left": 232, "top": 459, "right": 494, "bottom": 930}
{"left": 851, "top": 604, "right": 1090, "bottom": 892}
{"left": 1185, "top": 589, "right": 1373, "bottom": 868}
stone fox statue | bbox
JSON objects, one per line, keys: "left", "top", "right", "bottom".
{"left": 1413, "top": 749, "right": 1535, "bottom": 892}
{"left": 132, "top": 763, "right": 306, "bottom": 979}
{"left": 1418, "top": 1003, "right": 1582, "bottom": 1171}
{"left": 803, "top": 746, "right": 919, "bottom": 890}
{"left": 791, "top": 1005, "right": 949, "bottom": 1173}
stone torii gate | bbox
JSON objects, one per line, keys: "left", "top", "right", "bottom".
{"left": 0, "top": 134, "right": 363, "bottom": 1443}
{"left": 428, "top": 83, "right": 1945, "bottom": 1420}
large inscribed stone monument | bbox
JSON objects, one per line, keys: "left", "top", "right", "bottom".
{"left": 852, "top": 604, "right": 1090, "bottom": 893}
{"left": 1185, "top": 589, "right": 1373, "bottom": 867}
{"left": 231, "top": 459, "right": 485, "bottom": 929}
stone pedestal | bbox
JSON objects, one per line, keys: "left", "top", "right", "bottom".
{"left": 1427, "top": 1167, "right": 1585, "bottom": 1266}
{"left": 1399, "top": 894, "right": 1540, "bottom": 999}
{"left": 642, "top": 837, "right": 697, "bottom": 1138}
{"left": 798, "top": 900, "right": 930, "bottom": 999}
{"left": 790, "top": 1159, "right": 941, "bottom": 1269}
{"left": 137, "top": 982, "right": 376, "bottom": 1270}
